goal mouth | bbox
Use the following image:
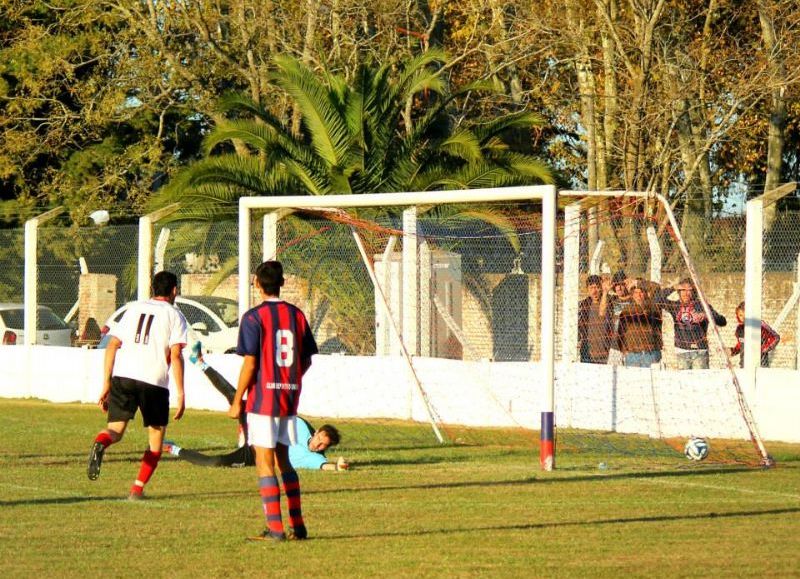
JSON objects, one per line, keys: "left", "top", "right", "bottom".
{"left": 236, "top": 187, "right": 773, "bottom": 470}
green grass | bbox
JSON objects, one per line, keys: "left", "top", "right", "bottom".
{"left": 1, "top": 398, "right": 799, "bottom": 578}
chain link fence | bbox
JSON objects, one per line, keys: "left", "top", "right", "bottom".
{"left": 762, "top": 196, "right": 800, "bottom": 369}
{"left": 4, "top": 188, "right": 797, "bottom": 369}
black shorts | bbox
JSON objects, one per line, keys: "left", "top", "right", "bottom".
{"left": 107, "top": 377, "right": 170, "bottom": 427}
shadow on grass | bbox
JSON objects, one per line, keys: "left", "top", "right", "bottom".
{"left": 317, "top": 506, "right": 800, "bottom": 541}
{"left": 310, "top": 465, "right": 760, "bottom": 496}
{"left": 0, "top": 463, "right": 777, "bottom": 508}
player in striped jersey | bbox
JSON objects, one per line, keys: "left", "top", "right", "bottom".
{"left": 228, "top": 261, "right": 319, "bottom": 542}
{"left": 86, "top": 271, "right": 188, "bottom": 500}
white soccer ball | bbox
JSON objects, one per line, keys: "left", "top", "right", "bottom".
{"left": 684, "top": 437, "right": 710, "bottom": 461}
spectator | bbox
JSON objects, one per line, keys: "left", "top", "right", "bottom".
{"left": 616, "top": 278, "right": 663, "bottom": 368}
{"left": 656, "top": 277, "right": 727, "bottom": 369}
{"left": 577, "top": 275, "right": 613, "bottom": 364}
{"left": 729, "top": 301, "right": 780, "bottom": 368}
{"left": 607, "top": 270, "right": 632, "bottom": 366}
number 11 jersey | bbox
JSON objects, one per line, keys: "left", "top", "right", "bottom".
{"left": 111, "top": 299, "right": 189, "bottom": 388}
{"left": 237, "top": 299, "right": 319, "bottom": 417}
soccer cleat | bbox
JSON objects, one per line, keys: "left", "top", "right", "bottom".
{"left": 127, "top": 491, "right": 145, "bottom": 501}
{"left": 189, "top": 341, "right": 202, "bottom": 365}
{"left": 248, "top": 530, "right": 286, "bottom": 543}
{"left": 87, "top": 441, "right": 105, "bottom": 481}
{"left": 287, "top": 525, "right": 307, "bottom": 541}
{"left": 162, "top": 440, "right": 181, "bottom": 456}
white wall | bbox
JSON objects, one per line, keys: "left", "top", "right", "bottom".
{"left": 1, "top": 347, "right": 797, "bottom": 443}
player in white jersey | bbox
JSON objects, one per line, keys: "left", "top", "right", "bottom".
{"left": 86, "top": 271, "right": 189, "bottom": 500}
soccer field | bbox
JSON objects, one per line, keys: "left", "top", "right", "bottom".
{"left": 1, "top": 399, "right": 799, "bottom": 578}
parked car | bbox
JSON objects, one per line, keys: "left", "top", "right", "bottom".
{"left": 0, "top": 303, "right": 75, "bottom": 346}
{"left": 98, "top": 295, "right": 239, "bottom": 353}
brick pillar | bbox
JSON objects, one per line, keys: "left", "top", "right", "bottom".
{"left": 78, "top": 274, "right": 116, "bottom": 343}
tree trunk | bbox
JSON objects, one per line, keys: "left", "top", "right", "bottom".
{"left": 758, "top": 2, "right": 787, "bottom": 230}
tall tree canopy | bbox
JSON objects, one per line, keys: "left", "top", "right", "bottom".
{"left": 1, "top": 0, "right": 799, "bottom": 227}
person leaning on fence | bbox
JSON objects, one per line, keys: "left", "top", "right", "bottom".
{"left": 654, "top": 277, "right": 727, "bottom": 370}
{"left": 615, "top": 277, "right": 663, "bottom": 368}
{"left": 606, "top": 270, "right": 633, "bottom": 366}
{"left": 729, "top": 301, "right": 781, "bottom": 368}
{"left": 577, "top": 274, "right": 614, "bottom": 364}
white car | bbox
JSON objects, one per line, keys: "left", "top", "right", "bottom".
{"left": 99, "top": 295, "right": 239, "bottom": 353}
{"left": 0, "top": 303, "right": 75, "bottom": 346}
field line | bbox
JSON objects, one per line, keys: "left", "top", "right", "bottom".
{"left": 0, "top": 482, "right": 87, "bottom": 496}
{"left": 640, "top": 477, "right": 800, "bottom": 500}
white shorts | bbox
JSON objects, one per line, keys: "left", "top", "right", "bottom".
{"left": 246, "top": 414, "right": 298, "bottom": 449}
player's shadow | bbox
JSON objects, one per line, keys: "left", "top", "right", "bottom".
{"left": 0, "top": 489, "right": 253, "bottom": 508}
{"left": 318, "top": 506, "right": 800, "bottom": 541}
{"left": 311, "top": 464, "right": 758, "bottom": 497}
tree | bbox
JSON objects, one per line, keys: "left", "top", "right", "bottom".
{"left": 156, "top": 50, "right": 552, "bottom": 217}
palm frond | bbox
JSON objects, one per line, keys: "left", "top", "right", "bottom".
{"left": 271, "top": 55, "right": 352, "bottom": 167}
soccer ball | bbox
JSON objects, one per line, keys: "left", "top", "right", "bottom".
{"left": 684, "top": 437, "right": 710, "bottom": 461}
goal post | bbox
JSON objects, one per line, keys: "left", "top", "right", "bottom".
{"left": 238, "top": 186, "right": 558, "bottom": 463}
{"left": 237, "top": 186, "right": 772, "bottom": 469}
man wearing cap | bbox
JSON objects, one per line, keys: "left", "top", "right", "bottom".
{"left": 655, "top": 277, "right": 726, "bottom": 369}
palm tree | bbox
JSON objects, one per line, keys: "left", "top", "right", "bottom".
{"left": 157, "top": 49, "right": 552, "bottom": 215}
{"left": 154, "top": 50, "right": 554, "bottom": 354}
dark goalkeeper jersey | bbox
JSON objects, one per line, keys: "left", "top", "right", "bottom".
{"left": 237, "top": 299, "right": 318, "bottom": 417}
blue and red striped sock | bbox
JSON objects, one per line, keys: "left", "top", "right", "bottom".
{"left": 281, "top": 471, "right": 304, "bottom": 529}
{"left": 259, "top": 476, "right": 284, "bottom": 535}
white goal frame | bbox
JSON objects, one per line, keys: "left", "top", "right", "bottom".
{"left": 238, "top": 186, "right": 558, "bottom": 465}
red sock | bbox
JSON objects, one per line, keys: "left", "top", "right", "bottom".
{"left": 95, "top": 431, "right": 114, "bottom": 448}
{"left": 131, "top": 450, "right": 161, "bottom": 495}
{"left": 258, "top": 476, "right": 284, "bottom": 535}
{"left": 281, "top": 471, "right": 304, "bottom": 528}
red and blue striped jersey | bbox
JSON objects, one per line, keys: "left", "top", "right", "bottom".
{"left": 237, "top": 299, "right": 318, "bottom": 416}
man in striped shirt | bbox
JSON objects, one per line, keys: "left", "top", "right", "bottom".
{"left": 228, "top": 261, "right": 318, "bottom": 542}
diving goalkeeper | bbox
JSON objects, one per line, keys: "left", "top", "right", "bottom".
{"left": 164, "top": 343, "right": 348, "bottom": 471}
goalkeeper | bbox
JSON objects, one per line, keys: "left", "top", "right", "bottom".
{"left": 164, "top": 343, "right": 348, "bottom": 471}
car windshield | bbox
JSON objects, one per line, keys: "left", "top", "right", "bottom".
{"left": 182, "top": 296, "right": 239, "bottom": 327}
{"left": 0, "top": 307, "right": 69, "bottom": 331}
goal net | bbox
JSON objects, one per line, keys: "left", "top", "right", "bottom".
{"left": 556, "top": 191, "right": 770, "bottom": 468}
{"left": 238, "top": 188, "right": 770, "bottom": 469}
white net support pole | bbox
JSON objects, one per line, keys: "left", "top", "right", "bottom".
{"left": 744, "top": 197, "right": 764, "bottom": 380}
{"left": 646, "top": 225, "right": 662, "bottom": 284}
{"left": 138, "top": 203, "right": 179, "bottom": 301}
{"left": 23, "top": 206, "right": 64, "bottom": 346}
{"left": 561, "top": 201, "right": 581, "bottom": 364}
{"left": 657, "top": 192, "right": 770, "bottom": 464}
{"left": 589, "top": 240, "right": 605, "bottom": 275}
{"left": 351, "top": 227, "right": 445, "bottom": 443}
{"left": 402, "top": 207, "right": 419, "bottom": 356}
